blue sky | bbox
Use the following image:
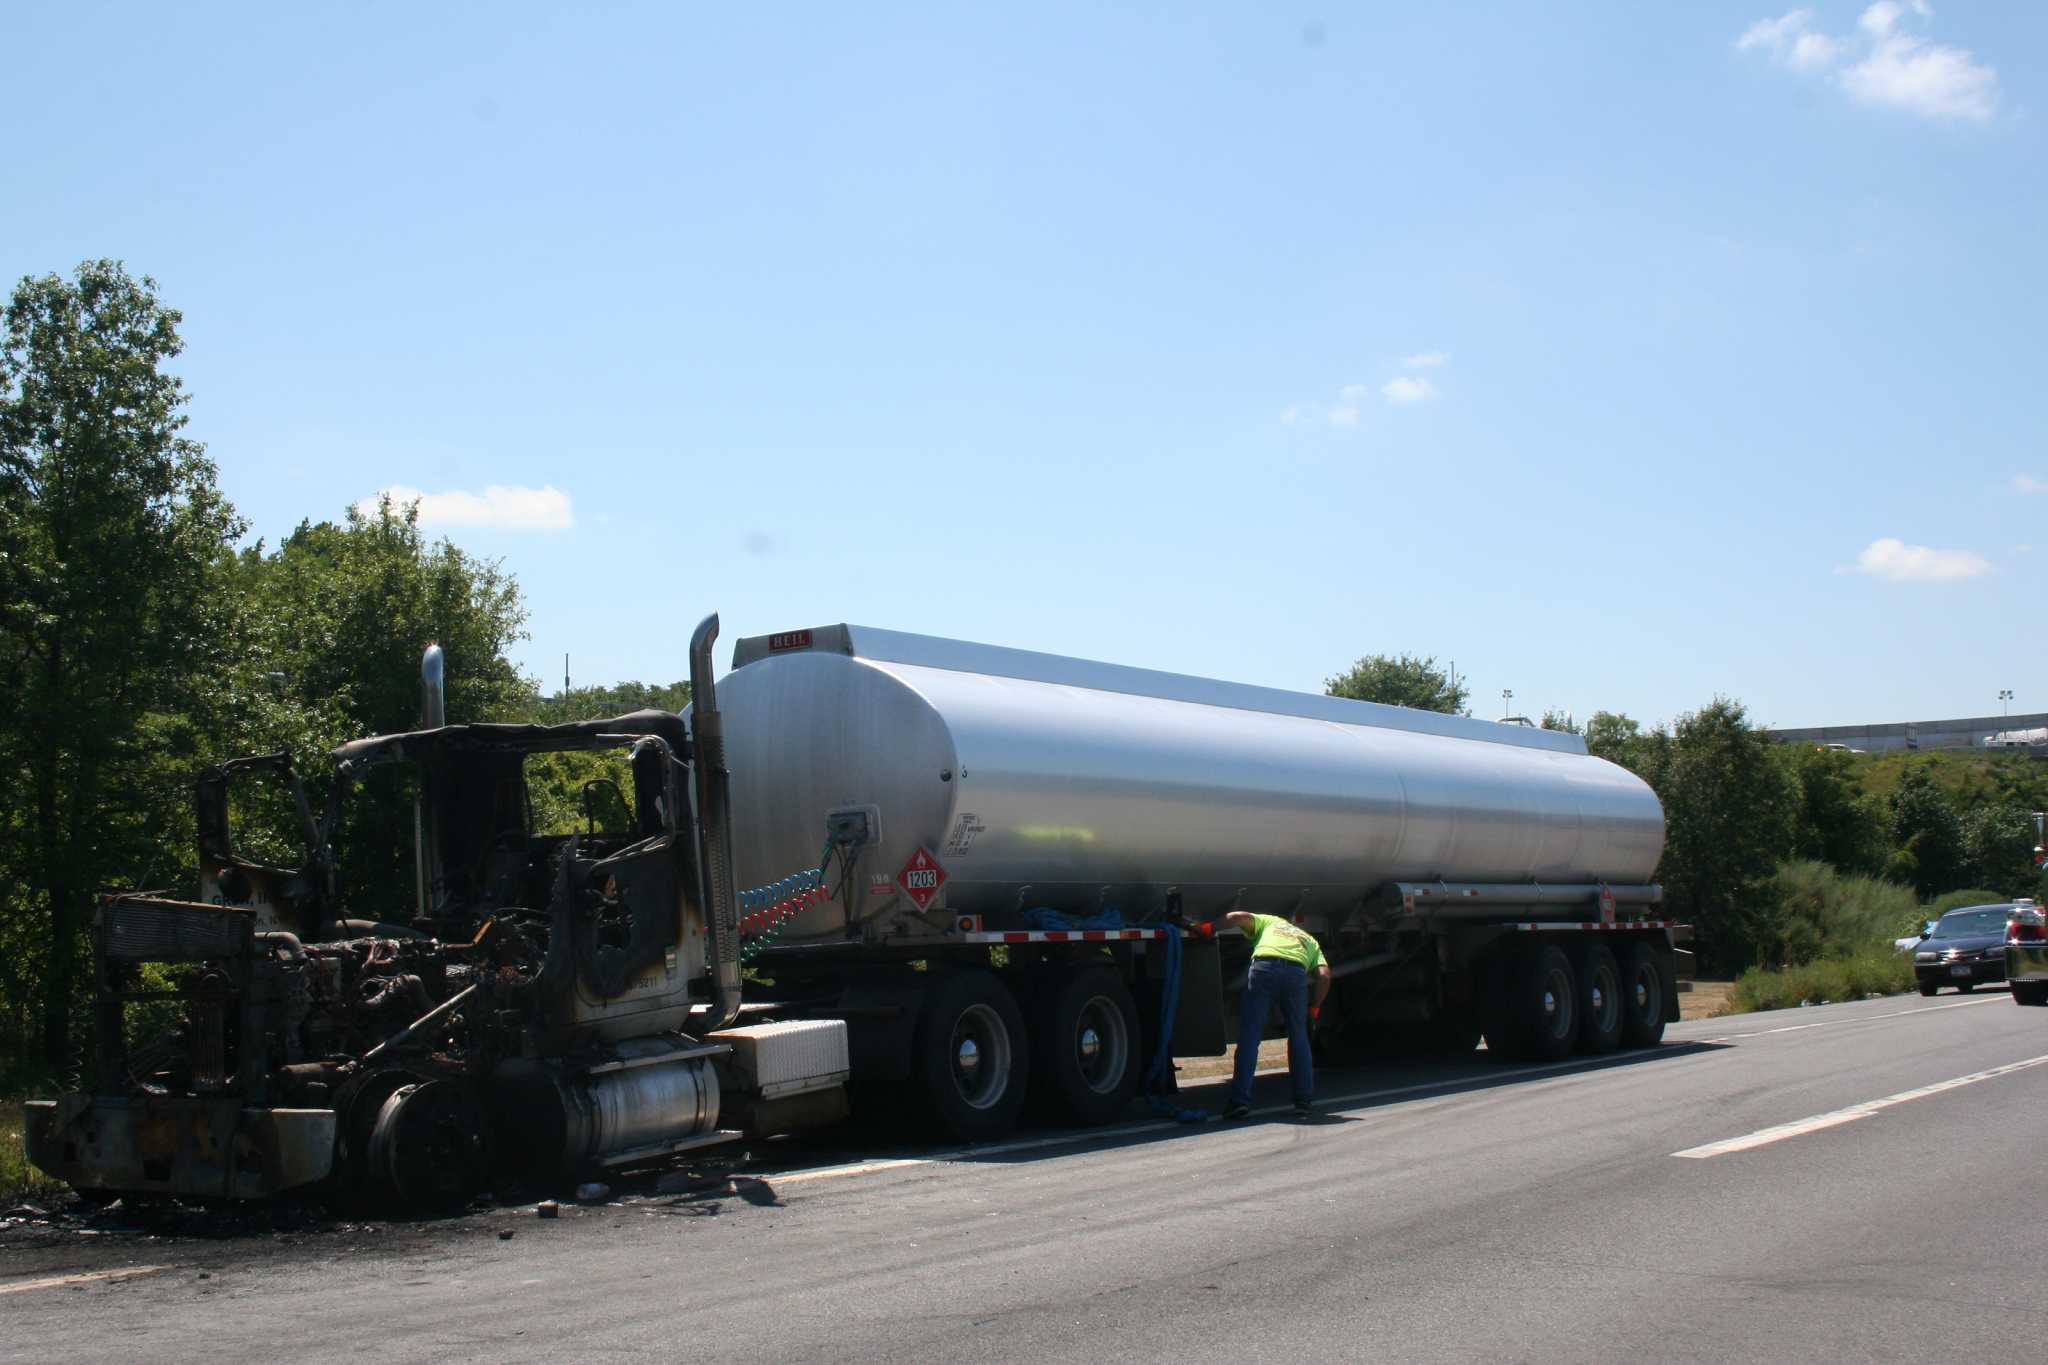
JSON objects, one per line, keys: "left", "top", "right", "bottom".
{"left": 7, "top": 2, "right": 2042, "bottom": 729}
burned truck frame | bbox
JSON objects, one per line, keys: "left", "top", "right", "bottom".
{"left": 27, "top": 618, "right": 848, "bottom": 1207}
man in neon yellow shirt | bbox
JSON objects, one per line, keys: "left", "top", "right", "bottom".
{"left": 1220, "top": 911, "right": 1333, "bottom": 1120}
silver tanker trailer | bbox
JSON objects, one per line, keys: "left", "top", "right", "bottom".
{"left": 715, "top": 621, "right": 1682, "bottom": 1141}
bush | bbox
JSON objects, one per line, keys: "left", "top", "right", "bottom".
{"left": 1741, "top": 861, "right": 1919, "bottom": 968}
{"left": 1727, "top": 951, "right": 1915, "bottom": 1013}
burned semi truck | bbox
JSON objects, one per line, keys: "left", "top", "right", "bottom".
{"left": 30, "top": 612, "right": 1682, "bottom": 1205}
{"left": 26, "top": 619, "right": 849, "bottom": 1206}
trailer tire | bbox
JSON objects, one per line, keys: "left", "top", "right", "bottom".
{"left": 912, "top": 970, "right": 1031, "bottom": 1143}
{"left": 1619, "top": 942, "right": 1667, "bottom": 1048}
{"left": 1030, "top": 967, "right": 1140, "bottom": 1126}
{"left": 1573, "top": 943, "right": 1623, "bottom": 1055}
{"left": 1504, "top": 944, "right": 1579, "bottom": 1063}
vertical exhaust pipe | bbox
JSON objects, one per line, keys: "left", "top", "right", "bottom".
{"left": 415, "top": 643, "right": 446, "bottom": 923}
{"left": 688, "top": 614, "right": 742, "bottom": 1030}
{"left": 420, "top": 643, "right": 446, "bottom": 729}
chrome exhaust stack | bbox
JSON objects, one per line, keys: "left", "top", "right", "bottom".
{"left": 688, "top": 614, "right": 743, "bottom": 1031}
{"left": 415, "top": 643, "right": 445, "bottom": 922}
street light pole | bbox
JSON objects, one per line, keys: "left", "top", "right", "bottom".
{"left": 2001, "top": 689, "right": 2014, "bottom": 716}
{"left": 1502, "top": 687, "right": 1513, "bottom": 719}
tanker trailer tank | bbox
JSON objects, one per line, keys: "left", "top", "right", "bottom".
{"left": 716, "top": 624, "right": 1665, "bottom": 946}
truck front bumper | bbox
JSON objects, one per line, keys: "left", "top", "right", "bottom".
{"left": 23, "top": 1095, "right": 336, "bottom": 1200}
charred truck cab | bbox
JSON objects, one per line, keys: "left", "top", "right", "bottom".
{"left": 27, "top": 616, "right": 849, "bottom": 1207}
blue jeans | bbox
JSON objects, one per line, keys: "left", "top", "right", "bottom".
{"left": 1230, "top": 958, "right": 1312, "bottom": 1107}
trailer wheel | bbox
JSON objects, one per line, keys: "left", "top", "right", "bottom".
{"left": 1619, "top": 942, "right": 1667, "bottom": 1048}
{"left": 1573, "top": 944, "right": 1623, "bottom": 1055}
{"left": 1030, "top": 967, "right": 1140, "bottom": 1126}
{"left": 1504, "top": 944, "right": 1578, "bottom": 1062}
{"left": 912, "top": 970, "right": 1031, "bottom": 1142}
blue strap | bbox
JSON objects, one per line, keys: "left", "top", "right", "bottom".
{"left": 1143, "top": 924, "right": 1210, "bottom": 1123}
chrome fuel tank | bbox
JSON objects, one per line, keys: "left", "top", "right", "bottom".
{"left": 714, "top": 626, "right": 1665, "bottom": 943}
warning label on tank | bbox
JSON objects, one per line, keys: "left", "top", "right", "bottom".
{"left": 897, "top": 846, "right": 948, "bottom": 910}
{"left": 944, "top": 812, "right": 987, "bottom": 856}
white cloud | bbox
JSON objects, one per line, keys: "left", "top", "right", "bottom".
{"left": 1737, "top": 3, "right": 1996, "bottom": 121}
{"left": 1737, "top": 9, "right": 1820, "bottom": 58}
{"left": 1788, "top": 31, "right": 1845, "bottom": 70}
{"left": 1279, "top": 404, "right": 1305, "bottom": 426}
{"left": 1849, "top": 536, "right": 1991, "bottom": 582}
{"left": 1326, "top": 405, "right": 1361, "bottom": 430}
{"left": 1843, "top": 31, "right": 1998, "bottom": 120}
{"left": 1382, "top": 376, "right": 1438, "bottom": 404}
{"left": 356, "top": 483, "right": 575, "bottom": 531}
{"left": 1401, "top": 350, "right": 1448, "bottom": 368}
{"left": 2014, "top": 474, "right": 2048, "bottom": 494}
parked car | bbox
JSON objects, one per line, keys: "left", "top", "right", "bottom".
{"left": 2006, "top": 900, "right": 2048, "bottom": 1007}
{"left": 1913, "top": 905, "right": 2017, "bottom": 996}
{"left": 1894, "top": 920, "right": 1937, "bottom": 954}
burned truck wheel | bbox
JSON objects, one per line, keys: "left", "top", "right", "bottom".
{"left": 1030, "top": 966, "right": 1139, "bottom": 1126}
{"left": 912, "top": 970, "right": 1030, "bottom": 1143}
{"left": 1619, "top": 941, "right": 1668, "bottom": 1048}
{"left": 1572, "top": 943, "right": 1623, "bottom": 1055}
{"left": 1495, "top": 944, "right": 1578, "bottom": 1063}
{"left": 332, "top": 1068, "right": 416, "bottom": 1203}
{"left": 368, "top": 1079, "right": 491, "bottom": 1211}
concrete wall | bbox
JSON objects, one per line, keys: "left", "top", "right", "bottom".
{"left": 1767, "top": 712, "right": 2048, "bottom": 754}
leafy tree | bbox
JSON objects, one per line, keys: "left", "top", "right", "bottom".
{"left": 527, "top": 679, "right": 690, "bottom": 725}
{"left": 0, "top": 262, "right": 244, "bottom": 1073}
{"left": 1787, "top": 746, "right": 1887, "bottom": 876}
{"left": 1958, "top": 804, "right": 2037, "bottom": 897}
{"left": 1884, "top": 766, "right": 1966, "bottom": 899}
{"left": 1539, "top": 709, "right": 1580, "bottom": 734}
{"left": 1325, "top": 653, "right": 1468, "bottom": 714}
{"left": 1654, "top": 698, "right": 1797, "bottom": 971}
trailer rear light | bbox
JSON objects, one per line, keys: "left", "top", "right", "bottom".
{"left": 2008, "top": 920, "right": 2046, "bottom": 944}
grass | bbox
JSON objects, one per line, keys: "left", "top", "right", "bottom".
{"left": 1725, "top": 950, "right": 1915, "bottom": 1013}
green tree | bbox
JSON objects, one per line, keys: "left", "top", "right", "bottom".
{"left": 1958, "top": 804, "right": 2036, "bottom": 896}
{"left": 0, "top": 262, "right": 244, "bottom": 1073}
{"left": 527, "top": 679, "right": 690, "bottom": 726}
{"left": 1655, "top": 698, "right": 1797, "bottom": 971}
{"left": 1787, "top": 745, "right": 1887, "bottom": 876}
{"left": 1539, "top": 708, "right": 1580, "bottom": 734}
{"left": 1325, "top": 653, "right": 1468, "bottom": 714}
{"left": 1884, "top": 766, "right": 1965, "bottom": 899}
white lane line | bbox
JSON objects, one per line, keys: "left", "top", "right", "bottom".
{"left": 0, "top": 1264, "right": 171, "bottom": 1296}
{"left": 1697, "top": 996, "right": 2000, "bottom": 1043}
{"left": 1672, "top": 1053, "right": 2048, "bottom": 1159}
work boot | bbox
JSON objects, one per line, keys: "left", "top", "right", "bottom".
{"left": 1292, "top": 1101, "right": 1313, "bottom": 1120}
{"left": 1221, "top": 1102, "right": 1250, "bottom": 1120}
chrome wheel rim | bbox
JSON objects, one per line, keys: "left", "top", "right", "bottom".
{"left": 1074, "top": 994, "right": 1130, "bottom": 1095}
{"left": 950, "top": 1003, "right": 1012, "bottom": 1111}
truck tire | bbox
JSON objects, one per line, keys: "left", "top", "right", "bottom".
{"left": 2012, "top": 981, "right": 2048, "bottom": 1007}
{"left": 1506, "top": 944, "right": 1579, "bottom": 1063}
{"left": 1619, "top": 942, "right": 1667, "bottom": 1048}
{"left": 912, "top": 970, "right": 1031, "bottom": 1142}
{"left": 1573, "top": 943, "right": 1623, "bottom": 1055}
{"left": 1030, "top": 966, "right": 1140, "bottom": 1126}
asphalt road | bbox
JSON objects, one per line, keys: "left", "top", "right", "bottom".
{"left": 7, "top": 988, "right": 2046, "bottom": 1363}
